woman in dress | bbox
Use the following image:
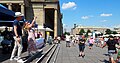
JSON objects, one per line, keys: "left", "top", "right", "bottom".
{"left": 24, "top": 17, "right": 37, "bottom": 56}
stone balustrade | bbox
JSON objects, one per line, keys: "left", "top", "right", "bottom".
{"left": 31, "top": 0, "right": 58, "bottom": 2}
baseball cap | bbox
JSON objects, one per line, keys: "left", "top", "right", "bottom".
{"left": 14, "top": 12, "right": 24, "bottom": 17}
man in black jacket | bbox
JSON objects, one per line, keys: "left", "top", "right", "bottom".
{"left": 102, "top": 35, "right": 117, "bottom": 63}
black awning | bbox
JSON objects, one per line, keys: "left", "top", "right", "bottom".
{"left": 0, "top": 4, "right": 15, "bottom": 21}
{"left": 0, "top": 21, "right": 24, "bottom": 27}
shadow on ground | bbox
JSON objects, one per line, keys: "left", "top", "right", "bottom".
{"left": 100, "top": 59, "right": 109, "bottom": 63}
{"left": 0, "top": 52, "right": 11, "bottom": 62}
{"left": 103, "top": 53, "right": 109, "bottom": 56}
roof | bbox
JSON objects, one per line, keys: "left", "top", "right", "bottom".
{"left": 76, "top": 26, "right": 108, "bottom": 29}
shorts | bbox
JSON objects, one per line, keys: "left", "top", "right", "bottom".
{"left": 79, "top": 45, "right": 85, "bottom": 52}
{"left": 108, "top": 50, "right": 116, "bottom": 58}
{"left": 108, "top": 52, "right": 115, "bottom": 58}
{"left": 117, "top": 50, "right": 120, "bottom": 57}
{"left": 89, "top": 43, "right": 93, "bottom": 47}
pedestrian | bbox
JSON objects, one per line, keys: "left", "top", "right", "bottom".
{"left": 1, "top": 34, "right": 11, "bottom": 54}
{"left": 38, "top": 32, "right": 42, "bottom": 38}
{"left": 48, "top": 36, "right": 53, "bottom": 45}
{"left": 10, "top": 12, "right": 24, "bottom": 62}
{"left": 24, "top": 17, "right": 37, "bottom": 57}
{"left": 71, "top": 36, "right": 75, "bottom": 46}
{"left": 66, "top": 34, "right": 70, "bottom": 47}
{"left": 78, "top": 35, "right": 86, "bottom": 58}
{"left": 115, "top": 37, "right": 120, "bottom": 62}
{"left": 88, "top": 37, "right": 94, "bottom": 49}
{"left": 102, "top": 35, "right": 118, "bottom": 63}
{"left": 100, "top": 37, "right": 104, "bottom": 47}
{"left": 57, "top": 36, "right": 61, "bottom": 44}
{"left": 95, "top": 37, "right": 100, "bottom": 47}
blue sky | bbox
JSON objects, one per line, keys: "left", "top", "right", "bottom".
{"left": 59, "top": 0, "right": 120, "bottom": 32}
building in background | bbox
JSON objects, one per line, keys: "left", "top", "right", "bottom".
{"left": 113, "top": 27, "right": 120, "bottom": 34}
{"left": 0, "top": 0, "right": 63, "bottom": 38}
{"left": 71, "top": 26, "right": 108, "bottom": 35}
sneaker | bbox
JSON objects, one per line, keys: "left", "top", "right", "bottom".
{"left": 36, "top": 49, "right": 43, "bottom": 53}
{"left": 82, "top": 55, "right": 85, "bottom": 58}
{"left": 17, "top": 59, "right": 24, "bottom": 63}
{"left": 78, "top": 55, "right": 81, "bottom": 57}
{"left": 14, "top": 57, "right": 21, "bottom": 60}
{"left": 10, "top": 57, "right": 14, "bottom": 61}
{"left": 14, "top": 57, "right": 18, "bottom": 60}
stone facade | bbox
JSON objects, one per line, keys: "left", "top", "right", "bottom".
{"left": 71, "top": 26, "right": 108, "bottom": 35}
{"left": 113, "top": 28, "right": 120, "bottom": 34}
{"left": 0, "top": 0, "right": 63, "bottom": 38}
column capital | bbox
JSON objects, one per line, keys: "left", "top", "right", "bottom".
{"left": 19, "top": 3, "right": 24, "bottom": 5}
{"left": 54, "top": 8, "right": 58, "bottom": 10}
{"left": 6, "top": 3, "right": 12, "bottom": 5}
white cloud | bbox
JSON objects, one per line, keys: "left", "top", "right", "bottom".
{"left": 73, "top": 7, "right": 77, "bottom": 10}
{"left": 100, "top": 13, "right": 112, "bottom": 17}
{"left": 81, "top": 16, "right": 89, "bottom": 20}
{"left": 114, "top": 24, "right": 120, "bottom": 28}
{"left": 62, "top": 2, "right": 76, "bottom": 10}
{"left": 63, "top": 24, "right": 66, "bottom": 27}
{"left": 100, "top": 20, "right": 108, "bottom": 22}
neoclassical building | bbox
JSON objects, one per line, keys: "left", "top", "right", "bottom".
{"left": 0, "top": 0, "right": 63, "bottom": 38}
{"left": 113, "top": 28, "right": 120, "bottom": 34}
{"left": 71, "top": 26, "right": 108, "bottom": 35}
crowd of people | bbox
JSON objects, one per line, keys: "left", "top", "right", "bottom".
{"left": 64, "top": 34, "right": 120, "bottom": 63}
{"left": 0, "top": 12, "right": 45, "bottom": 62}
{"left": 0, "top": 12, "right": 120, "bottom": 63}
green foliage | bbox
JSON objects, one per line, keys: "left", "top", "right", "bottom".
{"left": 79, "top": 29, "right": 85, "bottom": 35}
{"left": 64, "top": 32, "right": 70, "bottom": 35}
{"left": 85, "top": 29, "right": 91, "bottom": 37}
{"left": 105, "top": 29, "right": 112, "bottom": 34}
{"left": 112, "top": 31, "right": 118, "bottom": 34}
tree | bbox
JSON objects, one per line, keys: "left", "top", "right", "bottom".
{"left": 112, "top": 31, "right": 118, "bottom": 34}
{"left": 64, "top": 32, "right": 70, "bottom": 35}
{"left": 105, "top": 29, "right": 112, "bottom": 34}
{"left": 79, "top": 29, "right": 85, "bottom": 35}
{"left": 85, "top": 29, "right": 91, "bottom": 37}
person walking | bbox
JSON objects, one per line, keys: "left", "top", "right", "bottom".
{"left": 102, "top": 35, "right": 118, "bottom": 63}
{"left": 10, "top": 12, "right": 24, "bottom": 62}
{"left": 88, "top": 37, "right": 94, "bottom": 49}
{"left": 100, "top": 37, "right": 104, "bottom": 47}
{"left": 66, "top": 34, "right": 70, "bottom": 47}
{"left": 57, "top": 36, "right": 61, "bottom": 44}
{"left": 78, "top": 35, "right": 86, "bottom": 58}
{"left": 115, "top": 37, "right": 120, "bottom": 62}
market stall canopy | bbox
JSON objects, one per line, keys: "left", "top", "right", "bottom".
{"left": 0, "top": 4, "right": 16, "bottom": 26}
{"left": 95, "top": 31, "right": 101, "bottom": 34}
{"left": 0, "top": 4, "right": 15, "bottom": 20}
{"left": 103, "top": 34, "right": 109, "bottom": 37}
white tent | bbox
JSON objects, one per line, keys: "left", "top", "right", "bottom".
{"left": 103, "top": 34, "right": 109, "bottom": 37}
{"left": 36, "top": 26, "right": 53, "bottom": 32}
{"left": 38, "top": 26, "right": 45, "bottom": 31}
{"left": 45, "top": 27, "right": 53, "bottom": 32}
{"left": 95, "top": 31, "right": 101, "bottom": 34}
{"left": 113, "top": 34, "right": 120, "bottom": 37}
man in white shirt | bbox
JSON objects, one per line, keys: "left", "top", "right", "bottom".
{"left": 66, "top": 35, "right": 70, "bottom": 47}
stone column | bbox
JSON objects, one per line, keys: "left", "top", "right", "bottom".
{"left": 33, "top": 4, "right": 45, "bottom": 38}
{"left": 54, "top": 9, "right": 58, "bottom": 38}
{"left": 7, "top": 3, "right": 12, "bottom": 10}
{"left": 40, "top": 8, "right": 46, "bottom": 38}
{"left": 19, "top": 3, "right": 24, "bottom": 14}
